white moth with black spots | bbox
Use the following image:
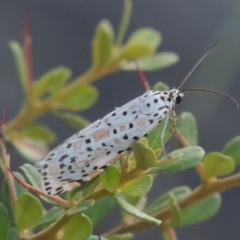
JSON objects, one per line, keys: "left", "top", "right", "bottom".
{"left": 34, "top": 44, "right": 238, "bottom": 195}
{"left": 34, "top": 89, "right": 183, "bottom": 195}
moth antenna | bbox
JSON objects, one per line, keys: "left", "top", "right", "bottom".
{"left": 178, "top": 43, "right": 217, "bottom": 89}
{"left": 134, "top": 60, "right": 151, "bottom": 91}
{"left": 181, "top": 88, "right": 239, "bottom": 108}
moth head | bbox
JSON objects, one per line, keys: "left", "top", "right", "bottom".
{"left": 168, "top": 88, "right": 184, "bottom": 105}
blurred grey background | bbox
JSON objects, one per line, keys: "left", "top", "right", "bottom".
{"left": 1, "top": 0, "right": 240, "bottom": 239}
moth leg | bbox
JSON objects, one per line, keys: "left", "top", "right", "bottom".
{"left": 169, "top": 110, "right": 182, "bottom": 134}
{"left": 160, "top": 113, "right": 169, "bottom": 156}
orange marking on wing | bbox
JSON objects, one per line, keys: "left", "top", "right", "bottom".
{"left": 114, "top": 138, "right": 121, "bottom": 144}
{"left": 96, "top": 149, "right": 107, "bottom": 158}
{"left": 74, "top": 140, "right": 82, "bottom": 149}
{"left": 93, "top": 130, "right": 110, "bottom": 141}
{"left": 120, "top": 125, "right": 126, "bottom": 132}
{"left": 48, "top": 162, "right": 59, "bottom": 175}
{"left": 129, "top": 103, "right": 137, "bottom": 110}
{"left": 137, "top": 120, "right": 146, "bottom": 127}
{"left": 75, "top": 160, "right": 88, "bottom": 169}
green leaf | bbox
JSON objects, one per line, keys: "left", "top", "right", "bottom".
{"left": 203, "top": 152, "right": 235, "bottom": 178}
{"left": 20, "top": 164, "right": 54, "bottom": 204}
{"left": 92, "top": 20, "right": 114, "bottom": 69}
{"left": 55, "top": 85, "right": 98, "bottom": 111}
{"left": 20, "top": 163, "right": 41, "bottom": 188}
{"left": 177, "top": 112, "right": 198, "bottom": 146}
{"left": 153, "top": 82, "right": 169, "bottom": 92}
{"left": 12, "top": 138, "right": 48, "bottom": 162}
{"left": 222, "top": 136, "right": 240, "bottom": 164}
{"left": 100, "top": 165, "right": 121, "bottom": 193}
{"left": 15, "top": 193, "right": 43, "bottom": 233}
{"left": 108, "top": 233, "right": 133, "bottom": 240}
{"left": 121, "top": 52, "right": 179, "bottom": 71}
{"left": 133, "top": 141, "right": 157, "bottom": 170}
{"left": 148, "top": 146, "right": 205, "bottom": 174}
{"left": 115, "top": 196, "right": 161, "bottom": 225}
{"left": 120, "top": 175, "right": 152, "bottom": 197}
{"left": 128, "top": 28, "right": 161, "bottom": 45}
{"left": 146, "top": 186, "right": 191, "bottom": 214}
{"left": 39, "top": 206, "right": 65, "bottom": 226}
{"left": 20, "top": 123, "right": 56, "bottom": 143}
{"left": 121, "top": 28, "right": 161, "bottom": 59}
{"left": 33, "top": 67, "right": 71, "bottom": 99}
{"left": 178, "top": 194, "right": 221, "bottom": 227}
{"left": 6, "top": 228, "right": 17, "bottom": 240}
{"left": 1, "top": 172, "right": 27, "bottom": 225}
{"left": 87, "top": 236, "right": 108, "bottom": 240}
{"left": 9, "top": 41, "right": 27, "bottom": 93}
{"left": 0, "top": 203, "right": 10, "bottom": 240}
{"left": 147, "top": 118, "right": 173, "bottom": 151}
{"left": 62, "top": 214, "right": 92, "bottom": 240}
{"left": 68, "top": 200, "right": 95, "bottom": 217}
{"left": 85, "top": 196, "right": 115, "bottom": 227}
{"left": 52, "top": 111, "right": 90, "bottom": 129}
{"left": 168, "top": 193, "right": 181, "bottom": 227}
{"left": 121, "top": 43, "right": 155, "bottom": 59}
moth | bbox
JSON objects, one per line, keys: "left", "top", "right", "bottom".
{"left": 34, "top": 44, "right": 238, "bottom": 195}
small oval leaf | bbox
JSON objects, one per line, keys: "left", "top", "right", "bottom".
{"left": 148, "top": 146, "right": 205, "bottom": 174}
{"left": 0, "top": 203, "right": 10, "bottom": 240}
{"left": 39, "top": 206, "right": 65, "bottom": 226}
{"left": 20, "top": 164, "right": 54, "bottom": 204}
{"left": 121, "top": 42, "right": 155, "bottom": 59}
{"left": 87, "top": 236, "right": 108, "bottom": 240}
{"left": 146, "top": 186, "right": 191, "bottom": 214}
{"left": 121, "top": 175, "right": 152, "bottom": 197}
{"left": 115, "top": 196, "right": 161, "bottom": 225}
{"left": 55, "top": 85, "right": 98, "bottom": 111}
{"left": 12, "top": 138, "right": 48, "bottom": 162}
{"left": 52, "top": 111, "right": 90, "bottom": 129}
{"left": 20, "top": 123, "right": 56, "bottom": 143}
{"left": 203, "top": 152, "right": 235, "bottom": 178}
{"left": 33, "top": 67, "right": 71, "bottom": 99}
{"left": 168, "top": 193, "right": 182, "bottom": 227}
{"left": 127, "top": 28, "right": 161, "bottom": 50}
{"left": 153, "top": 82, "right": 170, "bottom": 92}
{"left": 107, "top": 233, "right": 134, "bottom": 240}
{"left": 9, "top": 41, "right": 27, "bottom": 93}
{"left": 177, "top": 112, "right": 198, "bottom": 146}
{"left": 85, "top": 196, "right": 115, "bottom": 227}
{"left": 179, "top": 194, "right": 221, "bottom": 226}
{"left": 121, "top": 52, "right": 179, "bottom": 71}
{"left": 92, "top": 20, "right": 114, "bottom": 69}
{"left": 100, "top": 165, "right": 121, "bottom": 193}
{"left": 133, "top": 141, "right": 157, "bottom": 170}
{"left": 15, "top": 193, "right": 43, "bottom": 233}
{"left": 62, "top": 214, "right": 92, "bottom": 240}
{"left": 222, "top": 136, "right": 240, "bottom": 164}
{"left": 68, "top": 200, "right": 95, "bottom": 217}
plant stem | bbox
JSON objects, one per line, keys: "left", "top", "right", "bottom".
{"left": 162, "top": 226, "right": 178, "bottom": 240}
{"left": 26, "top": 213, "right": 70, "bottom": 240}
{"left": 0, "top": 138, "right": 17, "bottom": 203}
{"left": 105, "top": 173, "right": 240, "bottom": 235}
{"left": 5, "top": 59, "right": 120, "bottom": 135}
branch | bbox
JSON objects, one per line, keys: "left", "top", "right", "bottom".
{"left": 8, "top": 168, "right": 71, "bottom": 208}
{"left": 106, "top": 173, "right": 240, "bottom": 235}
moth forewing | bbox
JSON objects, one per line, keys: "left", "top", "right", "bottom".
{"left": 34, "top": 89, "right": 181, "bottom": 195}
